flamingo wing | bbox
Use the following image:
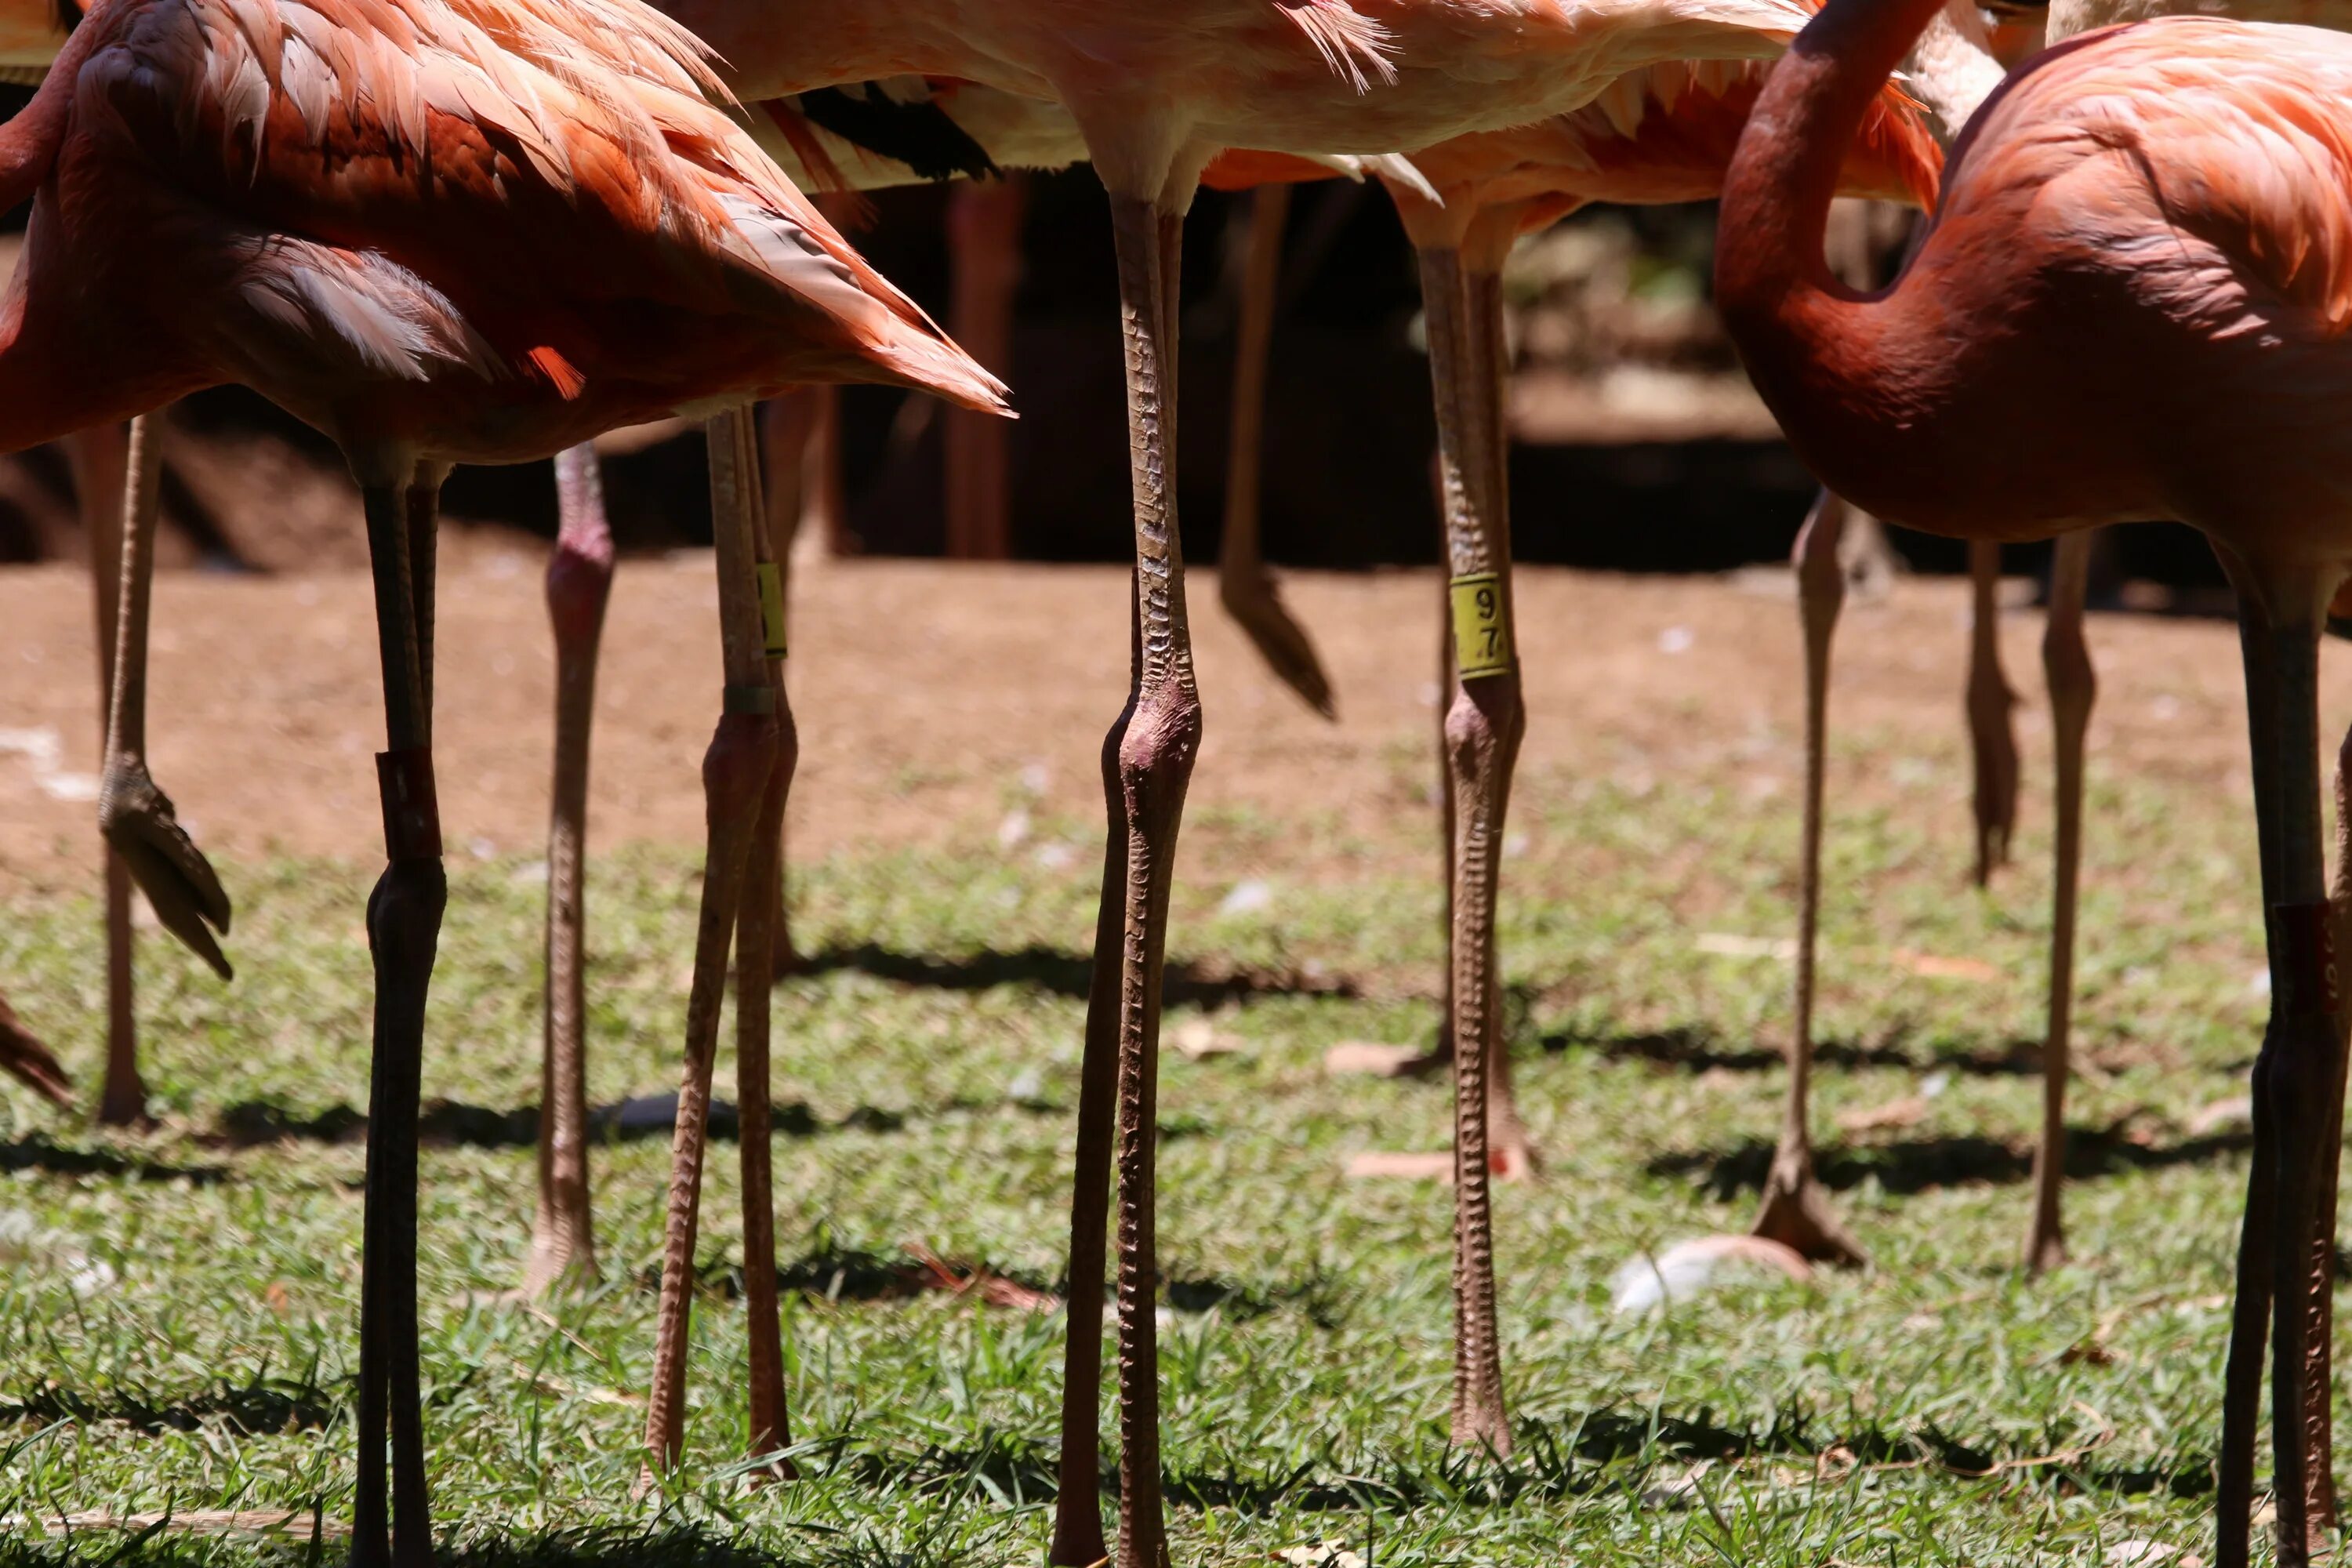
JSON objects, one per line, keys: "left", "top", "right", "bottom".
{"left": 71, "top": 0, "right": 1006, "bottom": 412}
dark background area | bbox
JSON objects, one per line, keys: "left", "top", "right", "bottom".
{"left": 0, "top": 88, "right": 2225, "bottom": 596}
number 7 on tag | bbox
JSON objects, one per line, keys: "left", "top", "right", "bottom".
{"left": 1450, "top": 572, "right": 1512, "bottom": 680}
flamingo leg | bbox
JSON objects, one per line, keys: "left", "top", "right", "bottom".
{"left": 642, "top": 408, "right": 779, "bottom": 1474}
{"left": 1049, "top": 191, "right": 1203, "bottom": 1568}
{"left": 1218, "top": 183, "right": 1335, "bottom": 720}
{"left": 1965, "top": 538, "right": 2020, "bottom": 887}
{"left": 525, "top": 445, "right": 614, "bottom": 1298}
{"left": 96, "top": 415, "right": 236, "bottom": 1091}
{"left": 2214, "top": 569, "right": 2336, "bottom": 1568}
{"left": 945, "top": 178, "right": 1022, "bottom": 561}
{"left": 352, "top": 467, "right": 444, "bottom": 1568}
{"left": 731, "top": 411, "right": 798, "bottom": 1478}
{"left": 1752, "top": 490, "right": 1869, "bottom": 1268}
{"left": 67, "top": 423, "right": 140, "bottom": 1125}
{"left": 760, "top": 393, "right": 826, "bottom": 978}
{"left": 2305, "top": 726, "right": 2352, "bottom": 1535}
{"left": 1417, "top": 244, "right": 1518, "bottom": 1452}
{"left": 2022, "top": 532, "right": 2096, "bottom": 1274}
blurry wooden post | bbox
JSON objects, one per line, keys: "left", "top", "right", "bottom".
{"left": 944, "top": 176, "right": 1025, "bottom": 559}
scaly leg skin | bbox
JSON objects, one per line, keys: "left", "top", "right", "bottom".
{"left": 641, "top": 409, "right": 780, "bottom": 1479}
{"left": 731, "top": 409, "right": 798, "bottom": 1480}
{"left": 1965, "top": 539, "right": 2020, "bottom": 887}
{"left": 2303, "top": 721, "right": 2352, "bottom": 1536}
{"left": 69, "top": 422, "right": 143, "bottom": 1125}
{"left": 945, "top": 177, "right": 1023, "bottom": 561}
{"left": 351, "top": 466, "right": 445, "bottom": 1568}
{"left": 2214, "top": 560, "right": 2336, "bottom": 1568}
{"left": 1218, "top": 183, "right": 1336, "bottom": 720}
{"left": 93, "top": 416, "right": 236, "bottom": 1100}
{"left": 1108, "top": 194, "right": 1203, "bottom": 1568}
{"left": 2022, "top": 532, "right": 2095, "bottom": 1275}
{"left": 1046, "top": 648, "right": 1135, "bottom": 1568}
{"left": 1419, "top": 246, "right": 1519, "bottom": 1451}
{"left": 526, "top": 445, "right": 614, "bottom": 1298}
{"left": 1751, "top": 490, "right": 1869, "bottom": 1269}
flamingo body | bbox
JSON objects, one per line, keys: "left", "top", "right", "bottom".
{"left": 1723, "top": 15, "right": 2352, "bottom": 567}
{"left": 664, "top": 0, "right": 1848, "bottom": 195}
{"left": 1, "top": 0, "right": 1006, "bottom": 470}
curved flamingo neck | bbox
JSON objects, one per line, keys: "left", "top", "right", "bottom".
{"left": 1716, "top": 0, "right": 1955, "bottom": 503}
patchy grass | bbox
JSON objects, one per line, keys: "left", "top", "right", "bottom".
{"left": 0, "top": 720, "right": 2303, "bottom": 1565}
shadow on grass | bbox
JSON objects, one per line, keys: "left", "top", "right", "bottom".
{"left": 807, "top": 1401, "right": 2211, "bottom": 1515}
{"left": 1649, "top": 1120, "right": 2253, "bottom": 1199}
{"left": 655, "top": 1245, "right": 1345, "bottom": 1326}
{"left": 794, "top": 942, "right": 1358, "bottom": 1006}
{"left": 0, "top": 1134, "right": 227, "bottom": 1185}
{"left": 1, "top": 1368, "right": 343, "bottom": 1436}
{"left": 0, "top": 1524, "right": 842, "bottom": 1567}
{"left": 1560, "top": 1026, "right": 2049, "bottom": 1078}
{"left": 211, "top": 1094, "right": 836, "bottom": 1152}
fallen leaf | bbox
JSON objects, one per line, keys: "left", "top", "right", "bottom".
{"left": 2187, "top": 1096, "right": 2252, "bottom": 1137}
{"left": 1171, "top": 1018, "right": 1243, "bottom": 1062}
{"left": 1610, "top": 1236, "right": 1813, "bottom": 1314}
{"left": 1324, "top": 1041, "right": 1438, "bottom": 1079}
{"left": 2107, "top": 1542, "right": 2178, "bottom": 1567}
{"left": 1273, "top": 1545, "right": 1364, "bottom": 1568}
{"left": 1696, "top": 932, "right": 1796, "bottom": 961}
{"left": 1890, "top": 949, "right": 2001, "bottom": 983}
{"left": 1838, "top": 1096, "right": 1926, "bottom": 1133}
{"left": 1344, "top": 1150, "right": 1456, "bottom": 1182}
{"left": 264, "top": 1280, "right": 292, "bottom": 1316}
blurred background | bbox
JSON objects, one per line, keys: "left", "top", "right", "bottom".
{"left": 0, "top": 152, "right": 2232, "bottom": 604}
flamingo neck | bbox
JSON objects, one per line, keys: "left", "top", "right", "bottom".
{"left": 1715, "top": 0, "right": 1955, "bottom": 501}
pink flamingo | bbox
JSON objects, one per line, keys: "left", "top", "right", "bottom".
{"left": 1717, "top": 3, "right": 2352, "bottom": 1558}
{"left": 652, "top": 3, "right": 1920, "bottom": 1558}
{"left": 0, "top": 4, "right": 1004, "bottom": 1561}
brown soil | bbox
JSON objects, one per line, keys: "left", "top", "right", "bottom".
{"left": 0, "top": 555, "right": 2321, "bottom": 896}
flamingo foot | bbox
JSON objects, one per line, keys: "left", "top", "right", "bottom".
{"left": 101, "top": 760, "right": 232, "bottom": 982}
{"left": 1221, "top": 569, "right": 1337, "bottom": 721}
{"left": 0, "top": 994, "right": 73, "bottom": 1109}
{"left": 1751, "top": 1158, "right": 1868, "bottom": 1269}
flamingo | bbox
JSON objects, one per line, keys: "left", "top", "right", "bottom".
{"left": 0, "top": 3, "right": 1005, "bottom": 1559}
{"left": 1717, "top": 4, "right": 2352, "bottom": 1559}
{"left": 652, "top": 3, "right": 1924, "bottom": 1558}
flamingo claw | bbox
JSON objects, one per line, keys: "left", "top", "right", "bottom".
{"left": 101, "top": 760, "right": 234, "bottom": 982}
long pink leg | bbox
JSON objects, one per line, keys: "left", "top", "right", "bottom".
{"left": 1050, "top": 190, "right": 1201, "bottom": 1568}
{"left": 1218, "top": 183, "right": 1336, "bottom": 720}
{"left": 732, "top": 411, "right": 798, "bottom": 1477}
{"left": 760, "top": 392, "right": 829, "bottom": 979}
{"left": 351, "top": 463, "right": 447, "bottom": 1568}
{"left": 2021, "top": 532, "right": 2095, "bottom": 1274}
{"left": 1965, "top": 539, "right": 2020, "bottom": 887}
{"left": 1752, "top": 489, "right": 1869, "bottom": 1267}
{"left": 1415, "top": 243, "right": 1517, "bottom": 1452}
{"left": 525, "top": 445, "right": 614, "bottom": 1297}
{"left": 2213, "top": 562, "right": 2337, "bottom": 1568}
{"left": 642, "top": 408, "right": 780, "bottom": 1474}
{"left": 945, "top": 178, "right": 1023, "bottom": 561}
{"left": 96, "top": 413, "right": 234, "bottom": 1023}
{"left": 66, "top": 423, "right": 141, "bottom": 1125}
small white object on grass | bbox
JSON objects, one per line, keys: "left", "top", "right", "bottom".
{"left": 1219, "top": 878, "right": 1274, "bottom": 917}
{"left": 1610, "top": 1236, "right": 1812, "bottom": 1314}
{"left": 997, "top": 808, "right": 1032, "bottom": 850}
{"left": 1658, "top": 625, "right": 1695, "bottom": 655}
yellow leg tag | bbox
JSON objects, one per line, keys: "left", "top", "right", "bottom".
{"left": 1450, "top": 571, "right": 1512, "bottom": 680}
{"left": 756, "top": 562, "right": 788, "bottom": 660}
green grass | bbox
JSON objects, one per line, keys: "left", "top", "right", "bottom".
{"left": 0, "top": 722, "right": 2305, "bottom": 1564}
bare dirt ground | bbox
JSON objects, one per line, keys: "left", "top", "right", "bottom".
{"left": 0, "top": 554, "right": 2329, "bottom": 896}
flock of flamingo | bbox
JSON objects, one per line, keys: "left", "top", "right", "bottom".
{"left": 0, "top": 0, "right": 2347, "bottom": 1560}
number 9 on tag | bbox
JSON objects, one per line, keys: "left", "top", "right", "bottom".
{"left": 1450, "top": 572, "right": 1511, "bottom": 680}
